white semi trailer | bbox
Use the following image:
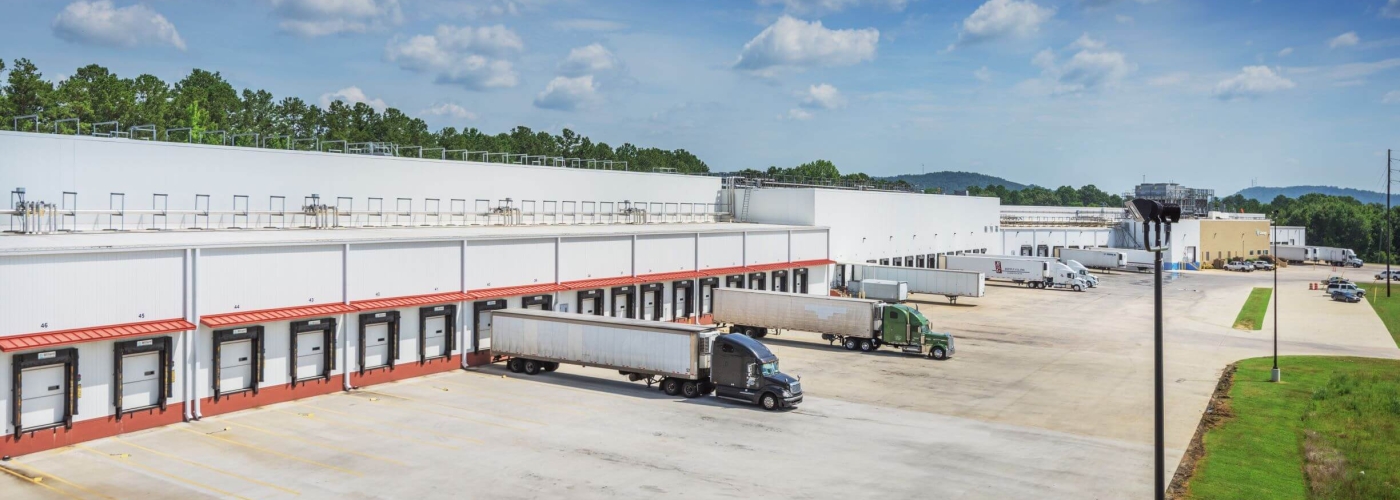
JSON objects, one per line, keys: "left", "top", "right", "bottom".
{"left": 1059, "top": 248, "right": 1128, "bottom": 271}
{"left": 846, "top": 263, "right": 985, "bottom": 303}
{"left": 712, "top": 288, "right": 955, "bottom": 359}
{"left": 1015, "top": 255, "right": 1098, "bottom": 287}
{"left": 941, "top": 255, "right": 1089, "bottom": 291}
{"left": 1313, "top": 246, "right": 1362, "bottom": 267}
{"left": 489, "top": 308, "right": 802, "bottom": 410}
{"left": 1276, "top": 245, "right": 1311, "bottom": 263}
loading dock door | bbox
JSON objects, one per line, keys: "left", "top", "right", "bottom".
{"left": 113, "top": 337, "right": 172, "bottom": 419}
{"left": 359, "top": 311, "right": 400, "bottom": 374}
{"left": 420, "top": 304, "right": 456, "bottom": 361}
{"left": 640, "top": 283, "right": 663, "bottom": 321}
{"left": 771, "top": 270, "right": 789, "bottom": 292}
{"left": 290, "top": 318, "right": 336, "bottom": 384}
{"left": 578, "top": 289, "right": 604, "bottom": 316}
{"left": 747, "top": 272, "right": 766, "bottom": 290}
{"left": 20, "top": 365, "right": 65, "bottom": 430}
{"left": 611, "top": 285, "right": 636, "bottom": 319}
{"left": 725, "top": 274, "right": 744, "bottom": 289}
{"left": 213, "top": 327, "right": 263, "bottom": 400}
{"left": 472, "top": 299, "right": 507, "bottom": 351}
{"left": 794, "top": 268, "right": 809, "bottom": 294}
{"left": 522, "top": 294, "right": 553, "bottom": 311}
{"left": 699, "top": 277, "right": 718, "bottom": 315}
{"left": 672, "top": 280, "right": 693, "bottom": 322}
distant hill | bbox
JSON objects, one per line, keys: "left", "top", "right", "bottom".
{"left": 882, "top": 171, "right": 1028, "bottom": 192}
{"left": 1237, "top": 185, "right": 1387, "bottom": 205}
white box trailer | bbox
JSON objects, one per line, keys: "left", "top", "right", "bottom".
{"left": 941, "top": 255, "right": 1088, "bottom": 291}
{"left": 847, "top": 263, "right": 985, "bottom": 303}
{"left": 1313, "top": 246, "right": 1361, "bottom": 267}
{"left": 488, "top": 308, "right": 803, "bottom": 410}
{"left": 1276, "top": 245, "right": 1312, "bottom": 263}
{"left": 851, "top": 279, "right": 908, "bottom": 303}
{"left": 714, "top": 288, "right": 879, "bottom": 339}
{"left": 1059, "top": 248, "right": 1127, "bottom": 270}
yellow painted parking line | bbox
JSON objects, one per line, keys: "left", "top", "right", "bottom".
{"left": 271, "top": 408, "right": 466, "bottom": 449}
{"left": 178, "top": 427, "right": 361, "bottom": 477}
{"left": 338, "top": 394, "right": 530, "bottom": 431}
{"left": 7, "top": 458, "right": 116, "bottom": 500}
{"left": 76, "top": 446, "right": 250, "bottom": 500}
{"left": 220, "top": 419, "right": 408, "bottom": 466}
{"left": 0, "top": 464, "right": 82, "bottom": 499}
{"left": 295, "top": 403, "right": 485, "bottom": 445}
{"left": 363, "top": 389, "right": 549, "bottom": 427}
{"left": 110, "top": 437, "right": 302, "bottom": 496}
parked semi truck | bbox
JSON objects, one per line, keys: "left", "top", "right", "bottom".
{"left": 941, "top": 255, "right": 1089, "bottom": 291}
{"left": 846, "top": 263, "right": 985, "bottom": 303}
{"left": 712, "top": 288, "right": 954, "bottom": 360}
{"left": 1019, "top": 255, "right": 1099, "bottom": 287}
{"left": 490, "top": 308, "right": 802, "bottom": 410}
{"left": 1059, "top": 248, "right": 1128, "bottom": 271}
{"left": 1276, "top": 245, "right": 1362, "bottom": 267}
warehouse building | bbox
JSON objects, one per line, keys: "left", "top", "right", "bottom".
{"left": 0, "top": 131, "right": 832, "bottom": 456}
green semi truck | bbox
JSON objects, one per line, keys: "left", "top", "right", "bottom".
{"left": 712, "top": 288, "right": 954, "bottom": 360}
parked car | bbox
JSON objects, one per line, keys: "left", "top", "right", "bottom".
{"left": 1331, "top": 290, "right": 1362, "bottom": 303}
{"left": 1324, "top": 276, "right": 1350, "bottom": 286}
{"left": 1327, "top": 282, "right": 1366, "bottom": 298}
{"left": 1251, "top": 260, "right": 1274, "bottom": 271}
{"left": 1375, "top": 270, "right": 1400, "bottom": 281}
{"left": 1224, "top": 261, "right": 1254, "bottom": 272}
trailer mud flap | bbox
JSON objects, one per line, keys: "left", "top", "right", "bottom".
{"left": 113, "top": 336, "right": 173, "bottom": 420}
{"left": 12, "top": 347, "right": 80, "bottom": 439}
{"left": 290, "top": 318, "right": 336, "bottom": 386}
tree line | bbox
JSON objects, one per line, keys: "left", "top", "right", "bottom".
{"left": 0, "top": 58, "right": 709, "bottom": 173}
{"left": 962, "top": 183, "right": 1126, "bottom": 207}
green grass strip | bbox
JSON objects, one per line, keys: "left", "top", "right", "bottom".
{"left": 1359, "top": 283, "right": 1400, "bottom": 349}
{"left": 1186, "top": 356, "right": 1400, "bottom": 500}
{"left": 1232, "top": 287, "right": 1272, "bottom": 330}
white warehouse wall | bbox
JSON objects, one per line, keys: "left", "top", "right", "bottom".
{"left": 0, "top": 131, "right": 723, "bottom": 229}
{"left": 1000, "top": 229, "right": 1113, "bottom": 257}
{"left": 746, "top": 189, "right": 1001, "bottom": 264}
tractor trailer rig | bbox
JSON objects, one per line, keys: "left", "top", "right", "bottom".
{"left": 940, "top": 255, "right": 1089, "bottom": 291}
{"left": 488, "top": 308, "right": 802, "bottom": 410}
{"left": 711, "top": 288, "right": 955, "bottom": 360}
{"left": 1058, "top": 248, "right": 1128, "bottom": 271}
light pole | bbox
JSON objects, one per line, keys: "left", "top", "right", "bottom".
{"left": 1125, "top": 199, "right": 1181, "bottom": 500}
{"left": 1272, "top": 214, "right": 1281, "bottom": 382}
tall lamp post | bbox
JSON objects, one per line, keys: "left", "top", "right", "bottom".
{"left": 1272, "top": 214, "right": 1281, "bottom": 382}
{"left": 1125, "top": 199, "right": 1181, "bottom": 500}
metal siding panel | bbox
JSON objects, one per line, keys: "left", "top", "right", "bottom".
{"left": 698, "top": 233, "right": 744, "bottom": 270}
{"left": 0, "top": 251, "right": 183, "bottom": 337}
{"left": 200, "top": 246, "right": 342, "bottom": 315}
{"left": 466, "top": 239, "right": 556, "bottom": 289}
{"left": 634, "top": 234, "right": 695, "bottom": 275}
{"left": 349, "top": 241, "right": 461, "bottom": 301}
{"left": 558, "top": 236, "right": 632, "bottom": 282}
{"left": 744, "top": 232, "right": 788, "bottom": 267}
{"left": 790, "top": 230, "right": 829, "bottom": 262}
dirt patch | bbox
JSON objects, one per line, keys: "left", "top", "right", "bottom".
{"left": 1301, "top": 430, "right": 1347, "bottom": 497}
{"left": 1167, "top": 362, "right": 1237, "bottom": 499}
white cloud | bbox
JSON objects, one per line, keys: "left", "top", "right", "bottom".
{"left": 52, "top": 1, "right": 186, "bottom": 50}
{"left": 319, "top": 86, "right": 388, "bottom": 112}
{"left": 974, "top": 66, "right": 993, "bottom": 82}
{"left": 1277, "top": 47, "right": 1293, "bottom": 57}
{"left": 1328, "top": 31, "right": 1359, "bottom": 49}
{"left": 421, "top": 103, "right": 478, "bottom": 120}
{"left": 783, "top": 108, "right": 815, "bottom": 120}
{"left": 534, "top": 75, "right": 600, "bottom": 111}
{"left": 798, "top": 83, "right": 846, "bottom": 109}
{"left": 954, "top": 0, "right": 1054, "bottom": 47}
{"left": 1213, "top": 66, "right": 1296, "bottom": 100}
{"left": 384, "top": 25, "right": 523, "bottom": 90}
{"left": 1026, "top": 35, "right": 1133, "bottom": 95}
{"left": 559, "top": 43, "right": 618, "bottom": 77}
{"left": 734, "top": 16, "right": 879, "bottom": 76}
{"left": 758, "top": 0, "right": 909, "bottom": 14}
{"left": 1147, "top": 72, "right": 1188, "bottom": 86}
{"left": 551, "top": 19, "right": 626, "bottom": 31}
{"left": 1383, "top": 90, "right": 1400, "bottom": 104}
{"left": 1383, "top": 0, "right": 1400, "bottom": 19}
{"left": 269, "top": 0, "right": 402, "bottom": 37}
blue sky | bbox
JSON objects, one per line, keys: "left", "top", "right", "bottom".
{"left": 6, "top": 0, "right": 1400, "bottom": 194}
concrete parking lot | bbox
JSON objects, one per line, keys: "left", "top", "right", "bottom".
{"left": 5, "top": 264, "right": 1395, "bottom": 499}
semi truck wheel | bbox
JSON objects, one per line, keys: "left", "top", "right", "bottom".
{"left": 1073, "top": 285, "right": 1083, "bottom": 292}
{"left": 508, "top": 358, "right": 525, "bottom": 373}
{"left": 523, "top": 359, "right": 542, "bottom": 375}
{"left": 843, "top": 337, "right": 858, "bottom": 350}
{"left": 760, "top": 393, "right": 780, "bottom": 411}
{"left": 858, "top": 339, "right": 874, "bottom": 352}
{"left": 682, "top": 381, "right": 702, "bottom": 398}
{"left": 662, "top": 378, "right": 683, "bottom": 396}
{"left": 930, "top": 347, "right": 948, "bottom": 360}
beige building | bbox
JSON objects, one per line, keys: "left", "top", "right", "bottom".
{"left": 1199, "top": 219, "right": 1272, "bottom": 261}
